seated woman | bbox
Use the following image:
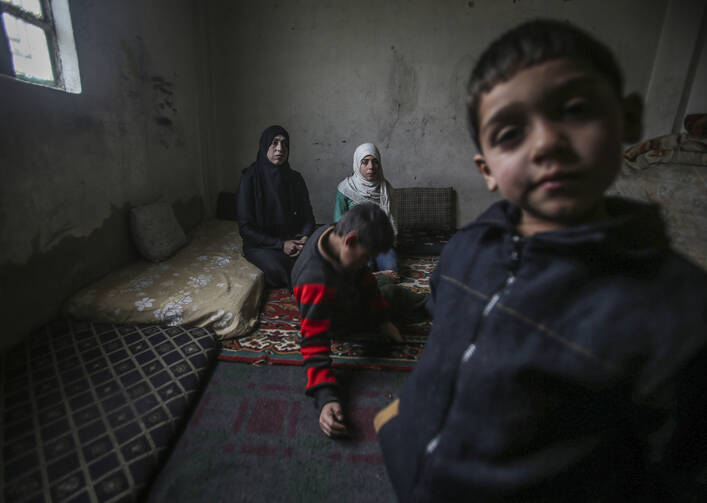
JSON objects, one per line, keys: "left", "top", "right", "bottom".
{"left": 237, "top": 125, "right": 315, "bottom": 289}
{"left": 334, "top": 142, "right": 399, "bottom": 281}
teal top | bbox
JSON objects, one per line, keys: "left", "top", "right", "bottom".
{"left": 334, "top": 190, "right": 398, "bottom": 247}
{"left": 333, "top": 190, "right": 357, "bottom": 222}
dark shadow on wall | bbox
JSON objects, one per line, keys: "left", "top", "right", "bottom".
{"left": 173, "top": 195, "right": 204, "bottom": 236}
{"left": 0, "top": 18, "right": 12, "bottom": 76}
{"left": 0, "top": 196, "right": 204, "bottom": 351}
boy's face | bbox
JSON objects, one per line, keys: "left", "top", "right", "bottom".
{"left": 339, "top": 233, "right": 372, "bottom": 271}
{"left": 473, "top": 58, "right": 627, "bottom": 234}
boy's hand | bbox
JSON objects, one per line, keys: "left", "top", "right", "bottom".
{"left": 320, "top": 401, "right": 348, "bottom": 438}
{"left": 380, "top": 321, "right": 403, "bottom": 343}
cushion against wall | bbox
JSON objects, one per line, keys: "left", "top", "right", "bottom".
{"left": 130, "top": 201, "right": 187, "bottom": 262}
{"left": 216, "top": 192, "right": 238, "bottom": 221}
{"left": 393, "top": 187, "right": 456, "bottom": 231}
{"left": 392, "top": 187, "right": 456, "bottom": 255}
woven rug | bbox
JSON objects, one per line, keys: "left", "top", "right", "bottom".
{"left": 146, "top": 362, "right": 407, "bottom": 502}
{"left": 218, "top": 256, "right": 438, "bottom": 370}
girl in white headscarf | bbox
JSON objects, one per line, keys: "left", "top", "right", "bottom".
{"left": 334, "top": 142, "right": 399, "bottom": 280}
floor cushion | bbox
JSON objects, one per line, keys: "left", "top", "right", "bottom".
{"left": 63, "top": 220, "right": 265, "bottom": 341}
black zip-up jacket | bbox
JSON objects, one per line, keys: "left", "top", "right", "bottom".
{"left": 378, "top": 198, "right": 707, "bottom": 502}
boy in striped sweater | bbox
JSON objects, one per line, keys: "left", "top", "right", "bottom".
{"left": 291, "top": 203, "right": 404, "bottom": 437}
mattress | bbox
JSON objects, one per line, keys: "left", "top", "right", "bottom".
{"left": 1, "top": 320, "right": 218, "bottom": 502}
{"left": 63, "top": 220, "right": 265, "bottom": 341}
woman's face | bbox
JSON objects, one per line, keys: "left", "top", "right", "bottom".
{"left": 359, "top": 155, "right": 380, "bottom": 181}
{"left": 266, "top": 134, "right": 289, "bottom": 165}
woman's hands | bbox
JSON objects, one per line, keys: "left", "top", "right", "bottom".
{"left": 283, "top": 236, "right": 308, "bottom": 257}
{"left": 320, "top": 401, "right": 348, "bottom": 437}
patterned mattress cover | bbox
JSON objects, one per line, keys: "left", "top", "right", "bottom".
{"left": 63, "top": 220, "right": 265, "bottom": 341}
{"left": 1, "top": 320, "right": 218, "bottom": 502}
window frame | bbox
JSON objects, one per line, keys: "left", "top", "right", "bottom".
{"left": 0, "top": 0, "right": 81, "bottom": 93}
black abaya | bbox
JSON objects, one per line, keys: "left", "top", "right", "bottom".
{"left": 236, "top": 125, "right": 316, "bottom": 288}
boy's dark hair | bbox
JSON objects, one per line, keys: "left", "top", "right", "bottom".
{"left": 334, "top": 203, "right": 394, "bottom": 256}
{"left": 467, "top": 19, "right": 624, "bottom": 150}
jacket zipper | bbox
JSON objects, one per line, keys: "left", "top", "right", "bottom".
{"left": 419, "top": 234, "right": 524, "bottom": 478}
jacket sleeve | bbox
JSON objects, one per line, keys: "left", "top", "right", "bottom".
{"left": 293, "top": 172, "right": 315, "bottom": 239}
{"left": 292, "top": 281, "right": 340, "bottom": 410}
{"left": 236, "top": 169, "right": 284, "bottom": 250}
{"left": 635, "top": 346, "right": 707, "bottom": 499}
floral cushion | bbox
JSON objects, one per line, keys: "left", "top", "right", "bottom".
{"left": 63, "top": 220, "right": 265, "bottom": 340}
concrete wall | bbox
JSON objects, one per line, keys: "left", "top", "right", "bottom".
{"left": 0, "top": 0, "right": 208, "bottom": 350}
{"left": 202, "top": 0, "right": 670, "bottom": 226}
{"left": 643, "top": 0, "right": 706, "bottom": 139}
{"left": 3, "top": 0, "right": 703, "bottom": 350}
{"left": 681, "top": 7, "right": 707, "bottom": 128}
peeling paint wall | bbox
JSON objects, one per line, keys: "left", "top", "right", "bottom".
{"left": 202, "top": 0, "right": 670, "bottom": 226}
{"left": 0, "top": 0, "right": 207, "bottom": 350}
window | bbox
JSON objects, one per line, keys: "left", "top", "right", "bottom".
{"left": 0, "top": 0, "right": 80, "bottom": 93}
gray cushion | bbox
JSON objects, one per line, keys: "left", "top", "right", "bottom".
{"left": 393, "top": 187, "right": 456, "bottom": 231}
{"left": 130, "top": 200, "right": 187, "bottom": 262}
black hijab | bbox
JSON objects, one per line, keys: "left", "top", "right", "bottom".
{"left": 250, "top": 125, "right": 296, "bottom": 233}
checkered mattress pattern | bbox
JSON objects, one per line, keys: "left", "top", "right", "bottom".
{"left": 1, "top": 320, "right": 218, "bottom": 502}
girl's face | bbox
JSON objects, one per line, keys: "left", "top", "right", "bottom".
{"left": 359, "top": 155, "right": 380, "bottom": 181}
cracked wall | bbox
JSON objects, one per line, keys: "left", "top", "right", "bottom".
{"left": 203, "top": 0, "right": 670, "bottom": 224}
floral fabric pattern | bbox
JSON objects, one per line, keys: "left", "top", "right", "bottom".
{"left": 64, "top": 220, "right": 265, "bottom": 340}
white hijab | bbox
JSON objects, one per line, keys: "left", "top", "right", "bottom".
{"left": 337, "top": 142, "right": 396, "bottom": 233}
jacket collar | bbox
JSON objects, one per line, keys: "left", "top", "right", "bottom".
{"left": 471, "top": 198, "right": 670, "bottom": 259}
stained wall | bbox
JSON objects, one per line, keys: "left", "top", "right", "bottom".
{"left": 2, "top": 0, "right": 705, "bottom": 350}
{"left": 201, "top": 0, "right": 677, "bottom": 224}
{"left": 0, "top": 0, "right": 208, "bottom": 349}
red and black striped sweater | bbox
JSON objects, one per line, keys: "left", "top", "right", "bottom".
{"left": 291, "top": 224, "right": 390, "bottom": 410}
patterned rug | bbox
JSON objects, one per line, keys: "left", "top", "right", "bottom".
{"left": 218, "top": 256, "right": 438, "bottom": 370}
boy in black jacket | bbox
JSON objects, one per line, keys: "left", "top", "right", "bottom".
{"left": 376, "top": 19, "right": 707, "bottom": 502}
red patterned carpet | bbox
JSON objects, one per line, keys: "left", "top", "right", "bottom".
{"left": 218, "top": 256, "right": 437, "bottom": 370}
